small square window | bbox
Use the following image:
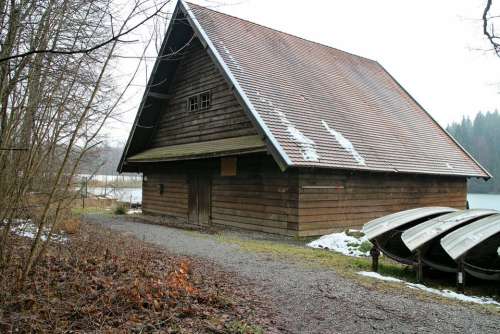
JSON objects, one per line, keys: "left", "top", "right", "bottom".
{"left": 200, "top": 92, "right": 211, "bottom": 110}
{"left": 188, "top": 95, "right": 198, "bottom": 111}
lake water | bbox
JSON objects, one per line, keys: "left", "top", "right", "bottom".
{"left": 87, "top": 187, "right": 142, "bottom": 203}
{"left": 467, "top": 193, "right": 500, "bottom": 210}
{"left": 78, "top": 174, "right": 141, "bottom": 182}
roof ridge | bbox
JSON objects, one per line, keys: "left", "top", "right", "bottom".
{"left": 185, "top": 1, "right": 376, "bottom": 63}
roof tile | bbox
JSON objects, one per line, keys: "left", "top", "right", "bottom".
{"left": 185, "top": 2, "right": 489, "bottom": 178}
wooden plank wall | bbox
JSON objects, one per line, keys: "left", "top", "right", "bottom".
{"left": 150, "top": 38, "right": 257, "bottom": 148}
{"left": 298, "top": 169, "right": 467, "bottom": 236}
{"left": 142, "top": 171, "right": 189, "bottom": 222}
{"left": 141, "top": 158, "right": 467, "bottom": 237}
{"left": 211, "top": 155, "right": 299, "bottom": 236}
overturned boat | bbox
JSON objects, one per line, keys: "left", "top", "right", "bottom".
{"left": 441, "top": 214, "right": 500, "bottom": 281}
{"left": 401, "top": 209, "right": 497, "bottom": 273}
{"left": 363, "top": 207, "right": 500, "bottom": 283}
{"left": 362, "top": 207, "right": 457, "bottom": 265}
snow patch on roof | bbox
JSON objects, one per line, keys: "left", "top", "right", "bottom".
{"left": 321, "top": 120, "right": 365, "bottom": 165}
{"left": 256, "top": 92, "right": 319, "bottom": 162}
{"left": 220, "top": 41, "right": 243, "bottom": 71}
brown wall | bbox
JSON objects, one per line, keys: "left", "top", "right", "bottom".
{"left": 141, "top": 155, "right": 299, "bottom": 235}
{"left": 211, "top": 155, "right": 298, "bottom": 236}
{"left": 141, "top": 158, "right": 467, "bottom": 236}
{"left": 297, "top": 169, "right": 467, "bottom": 236}
{"left": 149, "top": 38, "right": 257, "bottom": 148}
{"left": 142, "top": 170, "right": 189, "bottom": 223}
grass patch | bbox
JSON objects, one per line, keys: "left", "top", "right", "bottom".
{"left": 225, "top": 320, "right": 264, "bottom": 334}
{"left": 214, "top": 235, "right": 406, "bottom": 279}
{"left": 71, "top": 206, "right": 111, "bottom": 216}
{"left": 292, "top": 235, "right": 317, "bottom": 243}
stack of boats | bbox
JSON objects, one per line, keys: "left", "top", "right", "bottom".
{"left": 362, "top": 207, "right": 500, "bottom": 282}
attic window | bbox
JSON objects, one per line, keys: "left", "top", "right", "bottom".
{"left": 187, "top": 91, "right": 211, "bottom": 112}
{"left": 200, "top": 92, "right": 211, "bottom": 110}
{"left": 188, "top": 95, "right": 198, "bottom": 112}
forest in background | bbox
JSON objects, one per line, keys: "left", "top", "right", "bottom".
{"left": 79, "top": 144, "right": 125, "bottom": 175}
{"left": 447, "top": 110, "right": 500, "bottom": 194}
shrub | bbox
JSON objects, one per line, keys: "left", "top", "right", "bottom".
{"left": 358, "top": 240, "right": 373, "bottom": 254}
{"left": 345, "top": 229, "right": 365, "bottom": 238}
{"left": 114, "top": 205, "right": 127, "bottom": 215}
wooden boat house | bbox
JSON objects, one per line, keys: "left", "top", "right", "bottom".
{"left": 118, "top": 1, "right": 490, "bottom": 236}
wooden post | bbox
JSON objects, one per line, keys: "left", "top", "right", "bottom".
{"left": 370, "top": 245, "right": 380, "bottom": 272}
{"left": 457, "top": 255, "right": 465, "bottom": 293}
{"left": 416, "top": 249, "right": 423, "bottom": 283}
{"left": 82, "top": 176, "right": 87, "bottom": 209}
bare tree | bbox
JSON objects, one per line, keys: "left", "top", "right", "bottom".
{"left": 0, "top": 0, "right": 174, "bottom": 284}
{"left": 483, "top": 0, "right": 500, "bottom": 56}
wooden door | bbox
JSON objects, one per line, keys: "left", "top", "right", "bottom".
{"left": 188, "top": 174, "right": 211, "bottom": 225}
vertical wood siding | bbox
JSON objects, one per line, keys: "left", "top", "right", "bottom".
{"left": 297, "top": 169, "right": 467, "bottom": 236}
{"left": 150, "top": 38, "right": 257, "bottom": 148}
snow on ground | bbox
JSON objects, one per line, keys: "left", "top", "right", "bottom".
{"left": 127, "top": 209, "right": 142, "bottom": 215}
{"left": 358, "top": 271, "right": 500, "bottom": 307}
{"left": 307, "top": 230, "right": 372, "bottom": 257}
{"left": 358, "top": 271, "right": 403, "bottom": 282}
{"left": 8, "top": 220, "right": 68, "bottom": 243}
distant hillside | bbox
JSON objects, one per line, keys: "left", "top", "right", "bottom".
{"left": 447, "top": 111, "right": 500, "bottom": 193}
{"left": 79, "top": 144, "right": 126, "bottom": 175}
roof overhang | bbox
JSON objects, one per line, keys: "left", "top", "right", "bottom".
{"left": 126, "top": 135, "right": 266, "bottom": 163}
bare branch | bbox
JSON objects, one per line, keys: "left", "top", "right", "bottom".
{"left": 0, "top": 1, "right": 171, "bottom": 63}
{"left": 483, "top": 0, "right": 500, "bottom": 56}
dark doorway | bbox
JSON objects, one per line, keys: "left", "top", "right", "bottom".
{"left": 188, "top": 174, "right": 211, "bottom": 225}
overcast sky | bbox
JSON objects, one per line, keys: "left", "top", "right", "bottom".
{"left": 106, "top": 0, "right": 500, "bottom": 144}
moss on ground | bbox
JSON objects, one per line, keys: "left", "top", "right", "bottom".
{"left": 214, "top": 235, "right": 409, "bottom": 279}
{"left": 225, "top": 320, "right": 264, "bottom": 334}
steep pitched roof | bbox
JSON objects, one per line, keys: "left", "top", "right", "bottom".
{"left": 119, "top": 0, "right": 490, "bottom": 178}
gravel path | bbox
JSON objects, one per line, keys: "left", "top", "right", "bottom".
{"left": 87, "top": 215, "right": 500, "bottom": 334}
